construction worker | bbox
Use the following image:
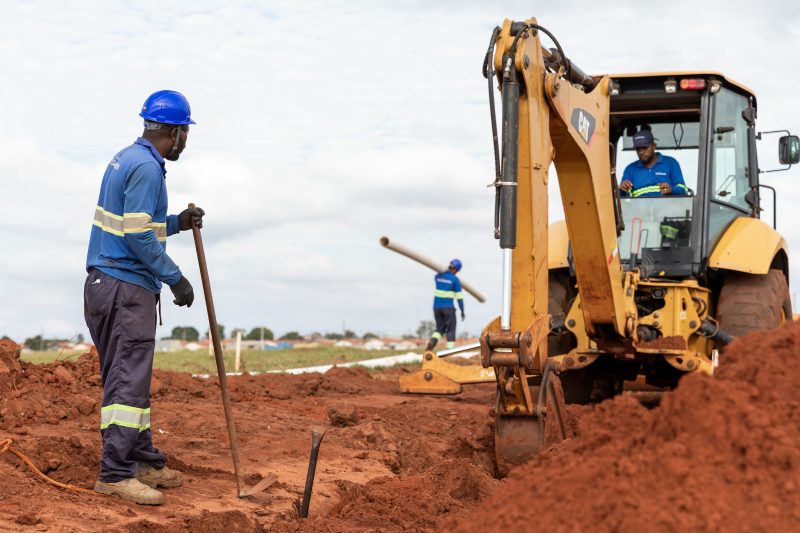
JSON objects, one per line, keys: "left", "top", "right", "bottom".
{"left": 84, "top": 90, "right": 203, "bottom": 505}
{"left": 426, "top": 259, "right": 465, "bottom": 351}
{"left": 619, "top": 129, "right": 688, "bottom": 197}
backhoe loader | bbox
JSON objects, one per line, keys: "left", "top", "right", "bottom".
{"left": 480, "top": 18, "right": 800, "bottom": 474}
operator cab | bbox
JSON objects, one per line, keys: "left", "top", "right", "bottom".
{"left": 608, "top": 73, "right": 798, "bottom": 280}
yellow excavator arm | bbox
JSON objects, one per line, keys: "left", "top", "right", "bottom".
{"left": 492, "top": 18, "right": 629, "bottom": 344}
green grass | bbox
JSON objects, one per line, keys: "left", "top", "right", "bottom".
{"left": 20, "top": 350, "right": 86, "bottom": 364}
{"left": 21, "top": 346, "right": 421, "bottom": 375}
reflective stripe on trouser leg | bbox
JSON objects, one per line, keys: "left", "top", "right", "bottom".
{"left": 446, "top": 341, "right": 455, "bottom": 349}
{"left": 434, "top": 307, "right": 457, "bottom": 342}
{"left": 432, "top": 332, "right": 442, "bottom": 340}
{"left": 84, "top": 270, "right": 165, "bottom": 482}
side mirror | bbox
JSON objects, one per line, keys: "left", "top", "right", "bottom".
{"left": 779, "top": 135, "right": 800, "bottom": 165}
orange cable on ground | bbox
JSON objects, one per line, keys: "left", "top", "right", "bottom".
{"left": 0, "top": 437, "right": 96, "bottom": 495}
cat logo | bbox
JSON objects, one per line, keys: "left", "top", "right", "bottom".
{"left": 570, "top": 108, "right": 596, "bottom": 146}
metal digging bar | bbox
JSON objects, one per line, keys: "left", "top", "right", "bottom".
{"left": 299, "top": 428, "right": 326, "bottom": 518}
{"left": 189, "top": 203, "right": 276, "bottom": 498}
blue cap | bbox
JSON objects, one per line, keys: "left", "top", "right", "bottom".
{"left": 633, "top": 130, "right": 655, "bottom": 148}
{"left": 449, "top": 259, "right": 462, "bottom": 271}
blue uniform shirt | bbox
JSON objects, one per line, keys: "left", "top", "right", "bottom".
{"left": 86, "top": 138, "right": 182, "bottom": 293}
{"left": 433, "top": 271, "right": 465, "bottom": 312}
{"left": 621, "top": 153, "right": 688, "bottom": 197}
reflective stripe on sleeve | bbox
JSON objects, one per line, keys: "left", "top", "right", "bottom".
{"left": 100, "top": 404, "right": 151, "bottom": 432}
{"left": 675, "top": 183, "right": 688, "bottom": 193}
{"left": 455, "top": 291, "right": 464, "bottom": 300}
{"left": 93, "top": 206, "right": 124, "bottom": 236}
{"left": 631, "top": 185, "right": 662, "bottom": 198}
{"left": 123, "top": 213, "right": 167, "bottom": 242}
{"left": 434, "top": 290, "right": 456, "bottom": 299}
{"left": 92, "top": 207, "right": 166, "bottom": 242}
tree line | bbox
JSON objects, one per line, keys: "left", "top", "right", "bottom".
{"left": 162, "top": 326, "right": 384, "bottom": 342}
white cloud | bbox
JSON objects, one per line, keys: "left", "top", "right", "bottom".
{"left": 1, "top": 1, "right": 799, "bottom": 341}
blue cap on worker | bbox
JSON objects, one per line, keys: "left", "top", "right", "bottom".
{"left": 140, "top": 90, "right": 196, "bottom": 125}
{"left": 632, "top": 130, "right": 655, "bottom": 148}
{"left": 449, "top": 259, "right": 462, "bottom": 271}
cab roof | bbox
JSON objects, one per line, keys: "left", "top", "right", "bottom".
{"left": 608, "top": 71, "right": 756, "bottom": 108}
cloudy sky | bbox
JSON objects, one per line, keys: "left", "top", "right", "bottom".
{"left": 1, "top": 0, "right": 799, "bottom": 342}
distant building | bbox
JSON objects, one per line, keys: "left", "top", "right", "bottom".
{"left": 155, "top": 339, "right": 185, "bottom": 352}
{"left": 391, "top": 340, "right": 418, "bottom": 351}
{"left": 364, "top": 339, "right": 386, "bottom": 351}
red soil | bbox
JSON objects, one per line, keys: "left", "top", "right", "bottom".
{"left": 2, "top": 318, "right": 799, "bottom": 532}
{"left": 0, "top": 341, "right": 496, "bottom": 532}
{"left": 447, "top": 321, "right": 800, "bottom": 532}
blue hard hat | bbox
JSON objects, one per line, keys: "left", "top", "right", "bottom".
{"left": 449, "top": 259, "right": 462, "bottom": 271}
{"left": 139, "top": 90, "right": 196, "bottom": 125}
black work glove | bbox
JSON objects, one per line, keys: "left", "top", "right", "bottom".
{"left": 179, "top": 207, "right": 205, "bottom": 230}
{"left": 461, "top": 311, "right": 465, "bottom": 322}
{"left": 169, "top": 276, "right": 194, "bottom": 307}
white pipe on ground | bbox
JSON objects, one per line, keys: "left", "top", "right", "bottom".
{"left": 380, "top": 236, "right": 487, "bottom": 303}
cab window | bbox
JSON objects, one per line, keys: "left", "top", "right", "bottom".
{"left": 710, "top": 88, "right": 750, "bottom": 211}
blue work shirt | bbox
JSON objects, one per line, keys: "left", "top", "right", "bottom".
{"left": 433, "top": 271, "right": 465, "bottom": 312}
{"left": 86, "top": 137, "right": 182, "bottom": 293}
{"left": 621, "top": 153, "right": 688, "bottom": 197}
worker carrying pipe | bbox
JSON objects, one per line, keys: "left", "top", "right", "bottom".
{"left": 428, "top": 259, "right": 466, "bottom": 351}
{"left": 380, "top": 236, "right": 487, "bottom": 351}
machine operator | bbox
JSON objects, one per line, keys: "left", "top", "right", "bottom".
{"left": 619, "top": 130, "right": 688, "bottom": 197}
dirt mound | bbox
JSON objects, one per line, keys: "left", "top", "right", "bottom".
{"left": 447, "top": 321, "right": 800, "bottom": 532}
{"left": 0, "top": 344, "right": 101, "bottom": 430}
{"left": 272, "top": 458, "right": 498, "bottom": 532}
{"left": 0, "top": 339, "right": 22, "bottom": 377}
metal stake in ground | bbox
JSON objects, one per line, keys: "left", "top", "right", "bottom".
{"left": 299, "top": 428, "right": 326, "bottom": 518}
{"left": 189, "top": 203, "right": 276, "bottom": 498}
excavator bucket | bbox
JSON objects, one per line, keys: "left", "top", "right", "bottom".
{"left": 494, "top": 362, "right": 568, "bottom": 476}
{"left": 495, "top": 410, "right": 544, "bottom": 477}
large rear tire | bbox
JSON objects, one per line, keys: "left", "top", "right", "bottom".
{"left": 717, "top": 268, "right": 791, "bottom": 337}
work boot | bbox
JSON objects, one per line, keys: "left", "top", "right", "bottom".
{"left": 135, "top": 462, "right": 184, "bottom": 489}
{"left": 94, "top": 478, "right": 165, "bottom": 505}
{"left": 425, "top": 338, "right": 438, "bottom": 352}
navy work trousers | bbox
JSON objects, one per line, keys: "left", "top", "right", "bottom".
{"left": 433, "top": 307, "right": 457, "bottom": 342}
{"left": 84, "top": 268, "right": 165, "bottom": 482}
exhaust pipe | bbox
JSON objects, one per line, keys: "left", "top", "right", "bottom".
{"left": 379, "top": 236, "right": 487, "bottom": 302}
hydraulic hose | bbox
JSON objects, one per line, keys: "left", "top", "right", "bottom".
{"left": 699, "top": 318, "right": 733, "bottom": 348}
{"left": 483, "top": 26, "right": 502, "bottom": 239}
